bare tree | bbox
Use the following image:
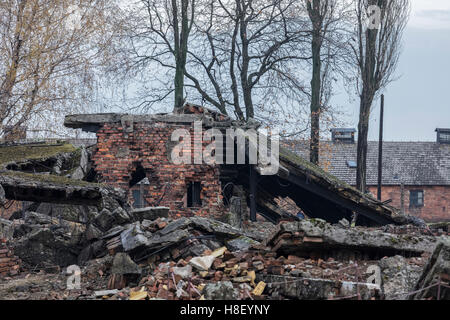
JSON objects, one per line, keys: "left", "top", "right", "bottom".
{"left": 305, "top": 0, "right": 351, "bottom": 165}
{"left": 118, "top": 0, "right": 195, "bottom": 112}
{"left": 117, "top": 0, "right": 315, "bottom": 130}
{"left": 186, "top": 0, "right": 311, "bottom": 122}
{"left": 0, "top": 0, "right": 117, "bottom": 137}
{"left": 171, "top": 0, "right": 195, "bottom": 110}
{"left": 349, "top": 0, "right": 410, "bottom": 192}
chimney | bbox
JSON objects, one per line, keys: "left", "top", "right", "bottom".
{"left": 330, "top": 128, "right": 356, "bottom": 144}
{"left": 436, "top": 128, "right": 450, "bottom": 144}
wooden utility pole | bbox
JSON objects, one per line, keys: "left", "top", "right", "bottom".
{"left": 249, "top": 166, "right": 257, "bottom": 222}
{"left": 400, "top": 182, "right": 405, "bottom": 214}
{"left": 377, "top": 95, "right": 384, "bottom": 201}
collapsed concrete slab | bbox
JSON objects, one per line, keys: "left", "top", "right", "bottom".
{"left": 11, "top": 211, "right": 87, "bottom": 267}
{"left": 258, "top": 274, "right": 381, "bottom": 300}
{"left": 0, "top": 218, "right": 14, "bottom": 240}
{"left": 131, "top": 207, "right": 169, "bottom": 221}
{"left": 378, "top": 255, "right": 423, "bottom": 300}
{"left": 264, "top": 220, "right": 439, "bottom": 259}
{"left": 0, "top": 170, "right": 125, "bottom": 207}
{"left": 0, "top": 142, "right": 77, "bottom": 172}
{"left": 410, "top": 241, "right": 450, "bottom": 300}
{"left": 102, "top": 216, "right": 263, "bottom": 265}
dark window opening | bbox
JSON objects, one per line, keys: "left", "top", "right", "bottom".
{"left": 187, "top": 181, "right": 202, "bottom": 207}
{"left": 129, "top": 162, "right": 146, "bottom": 187}
{"left": 132, "top": 190, "right": 143, "bottom": 208}
{"left": 410, "top": 190, "right": 424, "bottom": 208}
{"left": 132, "top": 180, "right": 149, "bottom": 208}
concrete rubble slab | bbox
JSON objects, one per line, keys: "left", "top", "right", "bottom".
{"left": 264, "top": 219, "right": 439, "bottom": 258}
{"left": 259, "top": 274, "right": 381, "bottom": 300}
{"left": 0, "top": 170, "right": 125, "bottom": 207}
{"left": 411, "top": 241, "right": 450, "bottom": 300}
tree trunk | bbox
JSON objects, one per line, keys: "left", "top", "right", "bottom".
{"left": 307, "top": 0, "right": 322, "bottom": 165}
{"left": 174, "top": 60, "right": 185, "bottom": 110}
{"left": 173, "top": 0, "right": 190, "bottom": 111}
{"left": 237, "top": 1, "right": 253, "bottom": 121}
{"left": 310, "top": 26, "right": 321, "bottom": 165}
{"left": 356, "top": 92, "right": 373, "bottom": 192}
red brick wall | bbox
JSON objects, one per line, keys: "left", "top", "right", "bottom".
{"left": 0, "top": 201, "right": 23, "bottom": 219}
{"left": 92, "top": 122, "right": 224, "bottom": 218}
{"left": 367, "top": 185, "right": 450, "bottom": 222}
{"left": 0, "top": 239, "right": 20, "bottom": 277}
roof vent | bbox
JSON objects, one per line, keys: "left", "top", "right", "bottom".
{"left": 436, "top": 128, "right": 450, "bottom": 144}
{"left": 346, "top": 160, "right": 357, "bottom": 168}
{"left": 330, "top": 128, "right": 356, "bottom": 144}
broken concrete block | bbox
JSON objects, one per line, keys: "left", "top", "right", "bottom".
{"left": 70, "top": 146, "right": 89, "bottom": 180}
{"left": 111, "top": 252, "right": 142, "bottom": 275}
{"left": 172, "top": 265, "right": 193, "bottom": 279}
{"left": 35, "top": 203, "right": 98, "bottom": 224}
{"left": 158, "top": 217, "right": 192, "bottom": 235}
{"left": 338, "top": 218, "right": 350, "bottom": 228}
{"left": 411, "top": 241, "right": 450, "bottom": 300}
{"left": 189, "top": 255, "right": 216, "bottom": 271}
{"left": 112, "top": 207, "right": 132, "bottom": 224}
{"left": 13, "top": 227, "right": 80, "bottom": 267}
{"left": 101, "top": 225, "right": 125, "bottom": 240}
{"left": 91, "top": 240, "right": 107, "bottom": 258}
{"left": 227, "top": 196, "right": 244, "bottom": 228}
{"left": 85, "top": 224, "right": 103, "bottom": 241}
{"left": 378, "top": 255, "right": 422, "bottom": 300}
{"left": 131, "top": 207, "right": 169, "bottom": 221}
{"left": 147, "top": 228, "right": 190, "bottom": 248}
{"left": 94, "top": 289, "right": 119, "bottom": 297}
{"left": 94, "top": 209, "right": 115, "bottom": 231}
{"left": 203, "top": 281, "right": 239, "bottom": 300}
{"left": 211, "top": 247, "right": 227, "bottom": 258}
{"left": 260, "top": 275, "right": 380, "bottom": 300}
{"left": 188, "top": 244, "right": 211, "bottom": 257}
{"left": 265, "top": 220, "right": 438, "bottom": 258}
{"left": 226, "top": 236, "right": 259, "bottom": 252}
{"left": 0, "top": 218, "right": 14, "bottom": 240}
{"left": 189, "top": 216, "right": 243, "bottom": 239}
{"left": 78, "top": 244, "right": 94, "bottom": 265}
{"left": 0, "top": 184, "right": 5, "bottom": 205}
{"left": 120, "top": 223, "right": 149, "bottom": 252}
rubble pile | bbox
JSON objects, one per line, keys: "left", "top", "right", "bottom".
{"left": 129, "top": 245, "right": 386, "bottom": 300}
{"left": 1, "top": 127, "right": 449, "bottom": 300}
{"left": 0, "top": 239, "right": 20, "bottom": 277}
{"left": 0, "top": 204, "right": 448, "bottom": 300}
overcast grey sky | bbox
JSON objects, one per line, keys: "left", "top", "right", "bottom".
{"left": 333, "top": 0, "right": 450, "bottom": 141}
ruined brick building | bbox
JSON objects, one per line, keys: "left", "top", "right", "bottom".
{"left": 78, "top": 106, "right": 226, "bottom": 218}
{"left": 286, "top": 128, "right": 450, "bottom": 222}
{"left": 63, "top": 104, "right": 403, "bottom": 227}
